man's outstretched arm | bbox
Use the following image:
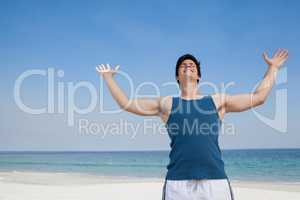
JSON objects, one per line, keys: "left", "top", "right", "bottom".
{"left": 96, "top": 64, "right": 161, "bottom": 116}
{"left": 218, "top": 49, "right": 289, "bottom": 113}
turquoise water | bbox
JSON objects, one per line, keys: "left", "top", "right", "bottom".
{"left": 0, "top": 149, "right": 299, "bottom": 182}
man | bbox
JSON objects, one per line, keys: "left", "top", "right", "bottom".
{"left": 96, "top": 49, "right": 288, "bottom": 200}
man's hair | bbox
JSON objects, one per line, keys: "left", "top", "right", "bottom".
{"left": 175, "top": 54, "right": 201, "bottom": 84}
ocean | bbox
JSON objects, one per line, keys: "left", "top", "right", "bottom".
{"left": 0, "top": 149, "right": 299, "bottom": 183}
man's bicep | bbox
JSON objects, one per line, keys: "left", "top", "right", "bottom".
{"left": 125, "top": 97, "right": 161, "bottom": 116}
{"left": 225, "top": 93, "right": 258, "bottom": 113}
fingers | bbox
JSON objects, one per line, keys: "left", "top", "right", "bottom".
{"left": 99, "top": 64, "right": 109, "bottom": 71}
{"left": 279, "top": 49, "right": 288, "bottom": 58}
{"left": 283, "top": 51, "right": 289, "bottom": 59}
{"left": 96, "top": 64, "right": 121, "bottom": 73}
{"left": 263, "top": 52, "right": 269, "bottom": 61}
{"left": 96, "top": 64, "right": 106, "bottom": 72}
{"left": 278, "top": 49, "right": 285, "bottom": 57}
{"left": 274, "top": 49, "right": 282, "bottom": 57}
{"left": 96, "top": 66, "right": 101, "bottom": 72}
{"left": 96, "top": 64, "right": 104, "bottom": 72}
{"left": 274, "top": 48, "right": 288, "bottom": 58}
{"left": 100, "top": 64, "right": 106, "bottom": 70}
{"left": 103, "top": 63, "right": 112, "bottom": 70}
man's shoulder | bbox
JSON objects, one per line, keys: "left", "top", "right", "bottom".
{"left": 158, "top": 96, "right": 173, "bottom": 112}
{"left": 211, "top": 93, "right": 227, "bottom": 97}
{"left": 159, "top": 95, "right": 173, "bottom": 101}
{"left": 210, "top": 93, "right": 228, "bottom": 108}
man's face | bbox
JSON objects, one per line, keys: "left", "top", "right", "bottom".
{"left": 177, "top": 59, "right": 199, "bottom": 84}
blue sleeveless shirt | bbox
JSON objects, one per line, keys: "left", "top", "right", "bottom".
{"left": 165, "top": 95, "right": 228, "bottom": 180}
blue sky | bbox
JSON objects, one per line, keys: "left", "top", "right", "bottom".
{"left": 0, "top": 0, "right": 299, "bottom": 151}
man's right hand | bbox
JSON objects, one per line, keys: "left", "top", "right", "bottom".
{"left": 96, "top": 64, "right": 120, "bottom": 79}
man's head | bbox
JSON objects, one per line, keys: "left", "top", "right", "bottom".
{"left": 175, "top": 54, "right": 201, "bottom": 85}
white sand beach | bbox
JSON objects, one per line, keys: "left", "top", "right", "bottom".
{"left": 0, "top": 171, "right": 300, "bottom": 200}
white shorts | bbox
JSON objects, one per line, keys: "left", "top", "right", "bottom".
{"left": 162, "top": 178, "right": 234, "bottom": 200}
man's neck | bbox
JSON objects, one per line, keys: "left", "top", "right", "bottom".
{"left": 180, "top": 80, "right": 200, "bottom": 99}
